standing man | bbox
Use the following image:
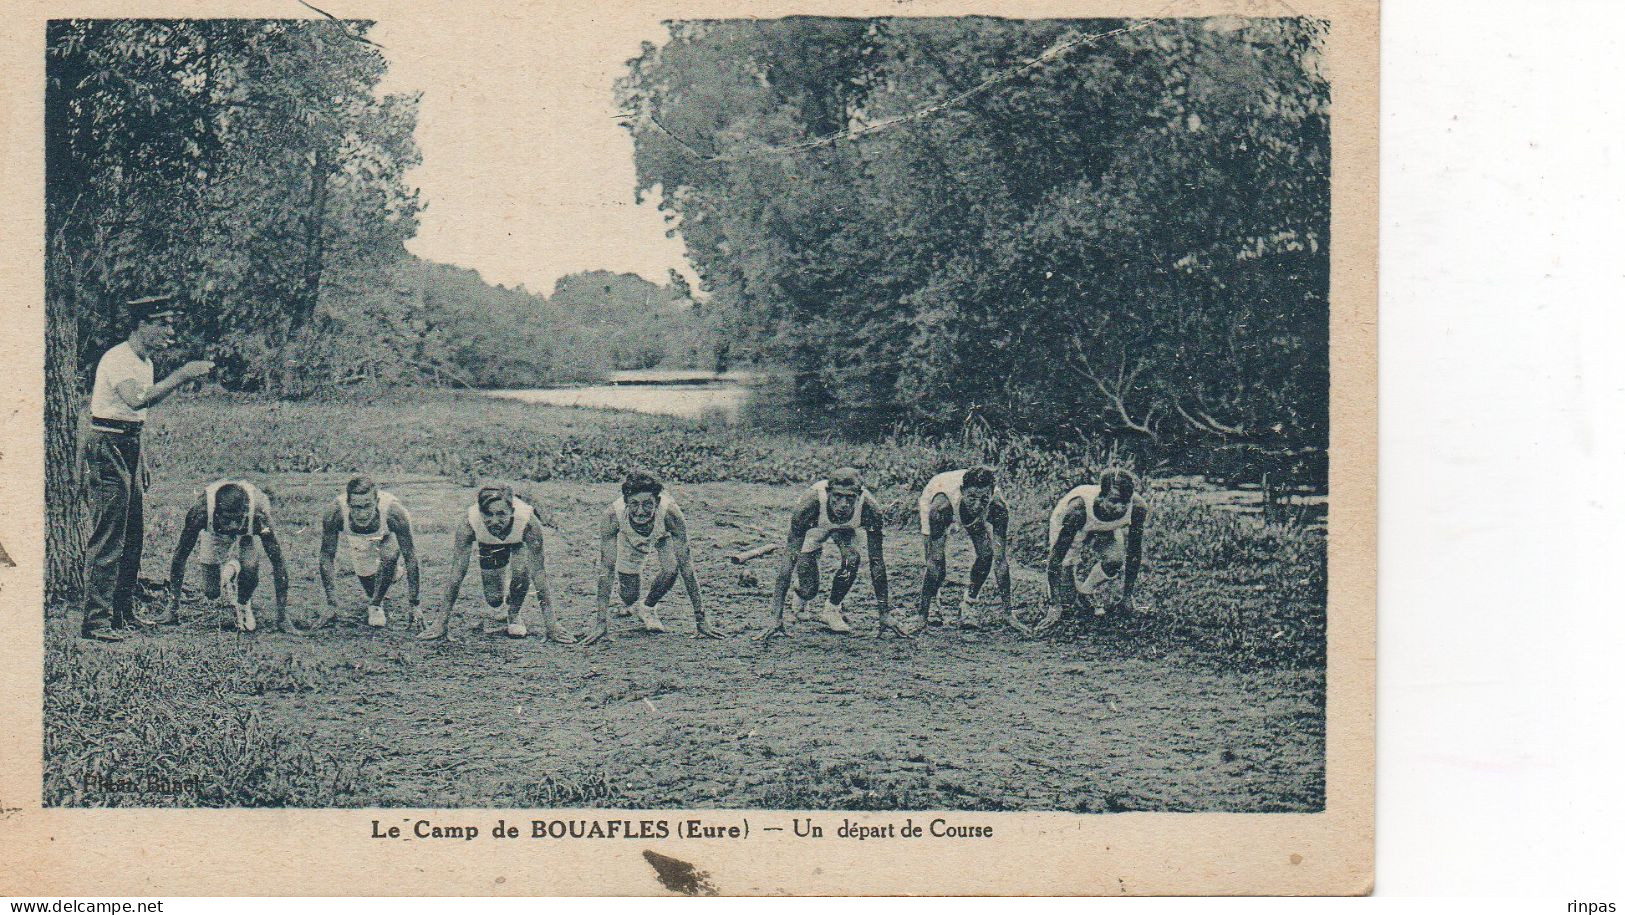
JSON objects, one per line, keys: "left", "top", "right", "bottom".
{"left": 314, "top": 475, "right": 421, "bottom": 630}
{"left": 756, "top": 467, "right": 906, "bottom": 640}
{"left": 582, "top": 470, "right": 719, "bottom": 644}
{"left": 416, "top": 485, "right": 575, "bottom": 643}
{"left": 916, "top": 466, "right": 1026, "bottom": 634}
{"left": 166, "top": 479, "right": 291, "bottom": 632}
{"left": 1040, "top": 467, "right": 1149, "bottom": 632}
{"left": 79, "top": 293, "right": 213, "bottom": 641}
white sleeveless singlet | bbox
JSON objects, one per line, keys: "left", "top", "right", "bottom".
{"left": 1048, "top": 484, "right": 1136, "bottom": 567}
{"left": 800, "top": 480, "right": 869, "bottom": 554}
{"left": 467, "top": 497, "right": 535, "bottom": 546}
{"left": 917, "top": 470, "right": 1001, "bottom": 535}
{"left": 612, "top": 492, "right": 674, "bottom": 573}
{"left": 198, "top": 480, "right": 271, "bottom": 563}
{"left": 337, "top": 490, "right": 405, "bottom": 576}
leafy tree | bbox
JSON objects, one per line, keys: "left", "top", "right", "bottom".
{"left": 617, "top": 17, "right": 1329, "bottom": 458}
{"left": 45, "top": 19, "right": 422, "bottom": 596}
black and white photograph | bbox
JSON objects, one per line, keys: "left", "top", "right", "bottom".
{"left": 42, "top": 7, "right": 1329, "bottom": 808}
{"left": 5, "top": 0, "right": 1374, "bottom": 897}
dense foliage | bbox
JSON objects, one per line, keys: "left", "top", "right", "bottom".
{"left": 41, "top": 21, "right": 708, "bottom": 594}
{"left": 47, "top": 19, "right": 423, "bottom": 395}
{"left": 412, "top": 263, "right": 713, "bottom": 387}
{"left": 617, "top": 17, "right": 1330, "bottom": 454}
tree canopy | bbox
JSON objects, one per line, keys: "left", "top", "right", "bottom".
{"left": 47, "top": 19, "right": 424, "bottom": 395}
{"left": 616, "top": 17, "right": 1330, "bottom": 453}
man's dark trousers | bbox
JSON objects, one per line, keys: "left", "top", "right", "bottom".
{"left": 81, "top": 425, "right": 144, "bottom": 634}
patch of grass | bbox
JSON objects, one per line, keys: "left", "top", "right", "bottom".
{"left": 43, "top": 632, "right": 376, "bottom": 807}
{"left": 760, "top": 757, "right": 957, "bottom": 811}
{"left": 468, "top": 770, "right": 635, "bottom": 809}
{"left": 143, "top": 392, "right": 1104, "bottom": 493}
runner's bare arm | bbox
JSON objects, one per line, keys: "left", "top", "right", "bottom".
{"left": 586, "top": 509, "right": 619, "bottom": 645}
{"left": 1122, "top": 498, "right": 1149, "bottom": 606}
{"left": 524, "top": 517, "right": 574, "bottom": 643}
{"left": 1036, "top": 502, "right": 1085, "bottom": 633}
{"left": 387, "top": 503, "right": 421, "bottom": 607}
{"left": 859, "top": 497, "right": 899, "bottom": 632}
{"left": 257, "top": 511, "right": 290, "bottom": 624}
{"left": 1047, "top": 503, "right": 1086, "bottom": 603}
{"left": 167, "top": 499, "right": 207, "bottom": 614}
{"left": 759, "top": 494, "right": 819, "bottom": 639}
{"left": 917, "top": 495, "right": 953, "bottom": 621}
{"left": 440, "top": 521, "right": 476, "bottom": 612}
{"left": 318, "top": 505, "right": 342, "bottom": 611}
{"left": 663, "top": 507, "right": 708, "bottom": 630}
{"left": 861, "top": 498, "right": 889, "bottom": 608}
{"left": 989, "top": 498, "right": 1021, "bottom": 631}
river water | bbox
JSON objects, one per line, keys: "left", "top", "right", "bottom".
{"left": 485, "top": 369, "right": 768, "bottom": 422}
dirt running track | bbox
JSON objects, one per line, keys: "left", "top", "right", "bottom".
{"left": 102, "top": 475, "right": 1324, "bottom": 812}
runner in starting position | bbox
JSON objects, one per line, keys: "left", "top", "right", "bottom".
{"left": 166, "top": 479, "right": 290, "bottom": 632}
{"left": 916, "top": 466, "right": 1025, "bottom": 633}
{"left": 1040, "top": 467, "right": 1148, "bottom": 631}
{"left": 417, "top": 485, "right": 574, "bottom": 643}
{"left": 582, "top": 470, "right": 718, "bottom": 644}
{"left": 315, "top": 475, "right": 421, "bottom": 630}
{"left": 757, "top": 467, "right": 906, "bottom": 640}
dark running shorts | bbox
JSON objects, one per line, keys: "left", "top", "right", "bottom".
{"left": 478, "top": 542, "right": 514, "bottom": 571}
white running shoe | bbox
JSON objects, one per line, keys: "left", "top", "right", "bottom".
{"left": 791, "top": 592, "right": 811, "bottom": 622}
{"left": 237, "top": 602, "right": 256, "bottom": 632}
{"left": 636, "top": 602, "right": 666, "bottom": 632}
{"left": 506, "top": 622, "right": 528, "bottom": 638}
{"left": 367, "top": 605, "right": 386, "bottom": 628}
{"left": 818, "top": 601, "right": 853, "bottom": 633}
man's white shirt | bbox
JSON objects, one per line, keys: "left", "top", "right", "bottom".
{"left": 89, "top": 341, "right": 153, "bottom": 422}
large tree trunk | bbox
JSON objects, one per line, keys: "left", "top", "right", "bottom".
{"left": 44, "top": 244, "right": 85, "bottom": 603}
{"left": 44, "top": 30, "right": 86, "bottom": 603}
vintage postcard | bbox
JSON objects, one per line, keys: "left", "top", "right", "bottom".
{"left": 0, "top": 0, "right": 1375, "bottom": 896}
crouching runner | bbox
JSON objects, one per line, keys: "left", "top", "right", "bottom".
{"left": 315, "top": 475, "right": 421, "bottom": 631}
{"left": 1040, "top": 467, "right": 1148, "bottom": 632}
{"left": 757, "top": 467, "right": 906, "bottom": 640}
{"left": 417, "top": 485, "right": 575, "bottom": 643}
{"left": 917, "top": 466, "right": 1025, "bottom": 634}
{"left": 582, "top": 470, "right": 719, "bottom": 645}
{"left": 166, "top": 479, "right": 290, "bottom": 632}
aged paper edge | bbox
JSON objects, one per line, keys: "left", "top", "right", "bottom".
{"left": 0, "top": 0, "right": 1376, "bottom": 896}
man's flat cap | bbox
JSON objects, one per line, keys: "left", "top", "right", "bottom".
{"left": 126, "top": 293, "right": 181, "bottom": 323}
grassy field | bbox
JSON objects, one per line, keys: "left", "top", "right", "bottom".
{"left": 44, "top": 392, "right": 1325, "bottom": 810}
